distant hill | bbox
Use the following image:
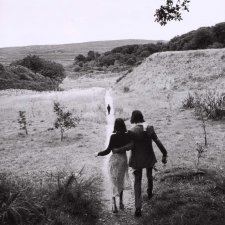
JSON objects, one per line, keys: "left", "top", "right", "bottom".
{"left": 0, "top": 39, "right": 157, "bottom": 66}
{"left": 72, "top": 22, "right": 225, "bottom": 74}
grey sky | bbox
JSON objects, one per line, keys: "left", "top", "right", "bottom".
{"left": 0, "top": 0, "right": 225, "bottom": 48}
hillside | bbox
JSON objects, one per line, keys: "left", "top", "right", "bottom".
{"left": 111, "top": 48, "right": 225, "bottom": 224}
{"left": 0, "top": 39, "right": 155, "bottom": 67}
{"left": 0, "top": 64, "right": 60, "bottom": 91}
{"left": 113, "top": 48, "right": 225, "bottom": 170}
{"left": 115, "top": 48, "right": 225, "bottom": 96}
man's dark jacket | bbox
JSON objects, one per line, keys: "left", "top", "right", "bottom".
{"left": 116, "top": 124, "right": 167, "bottom": 169}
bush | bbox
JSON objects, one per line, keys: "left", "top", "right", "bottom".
{"left": 182, "top": 93, "right": 195, "bottom": 109}
{"left": 123, "top": 86, "right": 130, "bottom": 93}
{"left": 195, "top": 91, "right": 225, "bottom": 120}
{"left": 18, "top": 111, "right": 28, "bottom": 135}
{"left": 0, "top": 63, "right": 5, "bottom": 72}
{"left": 75, "top": 54, "right": 86, "bottom": 62}
{"left": 0, "top": 173, "right": 45, "bottom": 225}
{"left": 12, "top": 55, "right": 65, "bottom": 82}
{"left": 0, "top": 171, "right": 102, "bottom": 225}
{"left": 54, "top": 102, "right": 80, "bottom": 141}
{"left": 126, "top": 57, "right": 136, "bottom": 66}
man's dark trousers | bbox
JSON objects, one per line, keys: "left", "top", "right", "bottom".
{"left": 133, "top": 167, "right": 153, "bottom": 209}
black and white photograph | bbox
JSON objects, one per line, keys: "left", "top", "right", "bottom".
{"left": 0, "top": 0, "right": 225, "bottom": 224}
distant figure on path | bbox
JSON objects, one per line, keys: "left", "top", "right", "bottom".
{"left": 113, "top": 110, "right": 168, "bottom": 217}
{"left": 95, "top": 118, "right": 132, "bottom": 213}
{"left": 107, "top": 104, "right": 111, "bottom": 115}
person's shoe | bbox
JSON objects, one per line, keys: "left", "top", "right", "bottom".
{"left": 148, "top": 193, "right": 154, "bottom": 200}
{"left": 112, "top": 205, "right": 118, "bottom": 213}
{"left": 134, "top": 208, "right": 142, "bottom": 217}
{"left": 119, "top": 202, "right": 125, "bottom": 210}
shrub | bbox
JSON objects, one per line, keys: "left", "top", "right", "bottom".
{"left": 140, "top": 50, "right": 151, "bottom": 57}
{"left": 47, "top": 170, "right": 101, "bottom": 224}
{"left": 182, "top": 93, "right": 195, "bottom": 108}
{"left": 126, "top": 57, "right": 136, "bottom": 65}
{"left": 75, "top": 54, "right": 86, "bottom": 62}
{"left": 74, "top": 66, "right": 82, "bottom": 72}
{"left": 0, "top": 63, "right": 5, "bottom": 72}
{"left": 0, "top": 173, "right": 45, "bottom": 225}
{"left": 0, "top": 171, "right": 102, "bottom": 225}
{"left": 99, "top": 55, "right": 116, "bottom": 66}
{"left": 12, "top": 55, "right": 65, "bottom": 82}
{"left": 195, "top": 91, "right": 225, "bottom": 120}
{"left": 123, "top": 86, "right": 130, "bottom": 93}
{"left": 54, "top": 102, "right": 80, "bottom": 141}
{"left": 18, "top": 111, "right": 28, "bottom": 135}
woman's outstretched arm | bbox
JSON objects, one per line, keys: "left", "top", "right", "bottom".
{"left": 97, "top": 135, "right": 114, "bottom": 156}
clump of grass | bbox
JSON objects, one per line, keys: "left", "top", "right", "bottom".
{"left": 0, "top": 170, "right": 102, "bottom": 225}
{"left": 182, "top": 93, "right": 195, "bottom": 109}
{"left": 142, "top": 168, "right": 225, "bottom": 225}
{"left": 46, "top": 170, "right": 101, "bottom": 225}
{"left": 183, "top": 91, "right": 225, "bottom": 120}
{"left": 123, "top": 86, "right": 130, "bottom": 93}
{"left": 195, "top": 143, "right": 207, "bottom": 171}
{"left": 0, "top": 173, "right": 45, "bottom": 225}
{"left": 18, "top": 111, "right": 28, "bottom": 135}
{"left": 195, "top": 91, "right": 225, "bottom": 120}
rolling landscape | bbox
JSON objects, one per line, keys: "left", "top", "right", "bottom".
{"left": 1, "top": 21, "right": 225, "bottom": 225}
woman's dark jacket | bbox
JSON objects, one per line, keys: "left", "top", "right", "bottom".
{"left": 98, "top": 132, "right": 131, "bottom": 156}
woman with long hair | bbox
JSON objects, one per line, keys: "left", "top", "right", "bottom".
{"left": 95, "top": 118, "right": 132, "bottom": 213}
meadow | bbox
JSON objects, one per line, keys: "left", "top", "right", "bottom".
{"left": 111, "top": 48, "right": 225, "bottom": 224}
{"left": 0, "top": 87, "right": 107, "bottom": 178}
{"left": 1, "top": 47, "right": 225, "bottom": 225}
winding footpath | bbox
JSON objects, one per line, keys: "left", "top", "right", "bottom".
{"left": 97, "top": 90, "right": 140, "bottom": 225}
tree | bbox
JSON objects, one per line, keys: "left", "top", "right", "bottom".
{"left": 155, "top": 0, "right": 190, "bottom": 26}
{"left": 53, "top": 102, "right": 80, "bottom": 141}
{"left": 75, "top": 54, "right": 86, "bottom": 62}
{"left": 12, "top": 55, "right": 65, "bottom": 82}
{"left": 18, "top": 111, "right": 28, "bottom": 135}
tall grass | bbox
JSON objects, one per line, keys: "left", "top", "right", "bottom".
{"left": 0, "top": 170, "right": 102, "bottom": 225}
{"left": 182, "top": 91, "right": 225, "bottom": 120}
{"left": 142, "top": 168, "right": 225, "bottom": 225}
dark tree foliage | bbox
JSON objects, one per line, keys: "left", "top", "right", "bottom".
{"left": 166, "top": 23, "right": 225, "bottom": 51}
{"left": 0, "top": 63, "right": 5, "bottom": 72}
{"left": 12, "top": 55, "right": 65, "bottom": 82}
{"left": 155, "top": 0, "right": 190, "bottom": 26}
{"left": 73, "top": 22, "right": 225, "bottom": 72}
{"left": 75, "top": 54, "right": 86, "bottom": 62}
{"left": 213, "top": 22, "right": 225, "bottom": 44}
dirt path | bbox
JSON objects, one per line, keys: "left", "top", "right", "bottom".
{"left": 96, "top": 90, "right": 141, "bottom": 225}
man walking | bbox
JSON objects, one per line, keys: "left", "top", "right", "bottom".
{"left": 113, "top": 110, "right": 167, "bottom": 217}
{"left": 107, "top": 104, "right": 111, "bottom": 115}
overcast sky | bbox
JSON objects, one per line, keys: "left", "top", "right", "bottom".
{"left": 0, "top": 0, "right": 225, "bottom": 48}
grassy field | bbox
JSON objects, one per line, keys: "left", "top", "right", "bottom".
{"left": 113, "top": 48, "right": 225, "bottom": 171}
{"left": 0, "top": 87, "right": 107, "bottom": 179}
{"left": 111, "top": 48, "right": 225, "bottom": 224}
{"left": 1, "top": 47, "right": 225, "bottom": 224}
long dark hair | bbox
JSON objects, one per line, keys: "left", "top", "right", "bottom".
{"left": 113, "top": 118, "right": 127, "bottom": 133}
{"left": 130, "top": 110, "right": 145, "bottom": 124}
